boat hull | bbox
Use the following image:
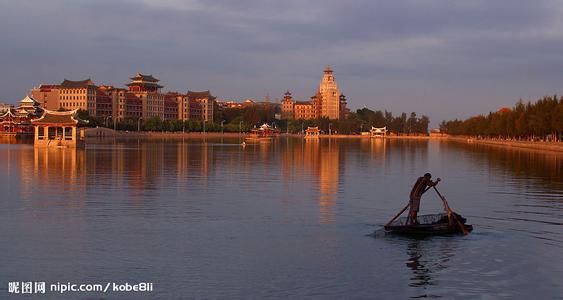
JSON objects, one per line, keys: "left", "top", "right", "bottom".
{"left": 384, "top": 223, "right": 473, "bottom": 236}
{"left": 382, "top": 213, "right": 473, "bottom": 236}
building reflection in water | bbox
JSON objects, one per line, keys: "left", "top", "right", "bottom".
{"left": 19, "top": 147, "right": 87, "bottom": 205}
{"left": 14, "top": 137, "right": 434, "bottom": 225}
{"left": 281, "top": 138, "right": 343, "bottom": 224}
{"left": 318, "top": 140, "right": 339, "bottom": 224}
{"left": 17, "top": 138, "right": 219, "bottom": 208}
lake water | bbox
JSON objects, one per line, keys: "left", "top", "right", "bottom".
{"left": 0, "top": 137, "right": 562, "bottom": 299}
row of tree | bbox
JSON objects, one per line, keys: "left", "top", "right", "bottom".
{"left": 79, "top": 105, "right": 431, "bottom": 134}
{"left": 355, "top": 108, "right": 429, "bottom": 134}
{"left": 439, "top": 96, "right": 563, "bottom": 141}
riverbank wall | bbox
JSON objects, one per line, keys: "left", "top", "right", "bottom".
{"left": 447, "top": 136, "right": 563, "bottom": 153}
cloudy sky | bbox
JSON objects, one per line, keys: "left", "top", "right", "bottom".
{"left": 1, "top": 0, "right": 562, "bottom": 124}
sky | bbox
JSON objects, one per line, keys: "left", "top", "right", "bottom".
{"left": 1, "top": 0, "right": 562, "bottom": 125}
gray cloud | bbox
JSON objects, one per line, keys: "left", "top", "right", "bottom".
{"left": 1, "top": 0, "right": 562, "bottom": 124}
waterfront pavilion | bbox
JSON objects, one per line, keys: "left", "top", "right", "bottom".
{"left": 370, "top": 126, "right": 387, "bottom": 138}
{"left": 305, "top": 126, "right": 320, "bottom": 137}
{"left": 31, "top": 109, "right": 87, "bottom": 148}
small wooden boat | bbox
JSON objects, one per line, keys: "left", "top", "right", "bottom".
{"left": 384, "top": 213, "right": 473, "bottom": 236}
{"left": 381, "top": 185, "right": 473, "bottom": 237}
{"left": 245, "top": 123, "right": 277, "bottom": 142}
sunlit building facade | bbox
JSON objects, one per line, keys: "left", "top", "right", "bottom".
{"left": 281, "top": 66, "right": 347, "bottom": 120}
{"left": 126, "top": 74, "right": 165, "bottom": 119}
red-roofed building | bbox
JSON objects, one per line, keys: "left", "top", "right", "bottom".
{"left": 126, "top": 73, "right": 165, "bottom": 119}
{"left": 32, "top": 109, "right": 87, "bottom": 148}
{"left": 0, "top": 96, "right": 43, "bottom": 137}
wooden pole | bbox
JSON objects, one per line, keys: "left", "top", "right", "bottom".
{"left": 432, "top": 186, "right": 469, "bottom": 235}
{"left": 385, "top": 203, "right": 410, "bottom": 227}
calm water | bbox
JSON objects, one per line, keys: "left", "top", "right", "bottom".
{"left": 0, "top": 137, "right": 562, "bottom": 299}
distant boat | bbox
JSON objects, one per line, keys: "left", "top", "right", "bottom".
{"left": 304, "top": 126, "right": 320, "bottom": 139}
{"left": 245, "top": 123, "right": 276, "bottom": 142}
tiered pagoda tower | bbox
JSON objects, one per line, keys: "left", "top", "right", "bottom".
{"left": 126, "top": 73, "right": 165, "bottom": 119}
{"left": 126, "top": 73, "right": 163, "bottom": 93}
{"left": 319, "top": 66, "right": 341, "bottom": 120}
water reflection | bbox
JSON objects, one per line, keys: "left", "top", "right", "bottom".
{"left": 406, "top": 240, "right": 434, "bottom": 288}
{"left": 444, "top": 140, "right": 562, "bottom": 190}
{"left": 398, "top": 236, "right": 460, "bottom": 299}
{"left": 279, "top": 138, "right": 342, "bottom": 223}
{"left": 1, "top": 138, "right": 562, "bottom": 298}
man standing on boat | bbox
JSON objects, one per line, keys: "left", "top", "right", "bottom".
{"left": 408, "top": 173, "right": 440, "bottom": 224}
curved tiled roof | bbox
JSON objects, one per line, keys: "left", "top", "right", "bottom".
{"left": 19, "top": 95, "right": 39, "bottom": 107}
{"left": 59, "top": 79, "right": 95, "bottom": 89}
{"left": 130, "top": 73, "right": 159, "bottom": 82}
{"left": 126, "top": 82, "right": 164, "bottom": 88}
{"left": 187, "top": 90, "right": 215, "bottom": 99}
{"left": 31, "top": 109, "right": 87, "bottom": 125}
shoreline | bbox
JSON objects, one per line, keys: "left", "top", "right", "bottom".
{"left": 84, "top": 127, "right": 433, "bottom": 139}
{"left": 446, "top": 136, "right": 563, "bottom": 153}
{"left": 82, "top": 128, "right": 563, "bottom": 153}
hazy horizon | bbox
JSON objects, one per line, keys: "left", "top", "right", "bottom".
{"left": 1, "top": 0, "right": 562, "bottom": 125}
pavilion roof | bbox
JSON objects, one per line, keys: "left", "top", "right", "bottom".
{"left": 370, "top": 126, "right": 387, "bottom": 133}
{"left": 31, "top": 109, "right": 87, "bottom": 126}
{"left": 19, "top": 95, "right": 39, "bottom": 106}
{"left": 130, "top": 73, "right": 159, "bottom": 82}
{"left": 0, "top": 109, "right": 14, "bottom": 118}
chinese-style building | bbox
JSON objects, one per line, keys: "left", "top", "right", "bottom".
{"left": 370, "top": 126, "right": 387, "bottom": 138}
{"left": 30, "top": 73, "right": 218, "bottom": 124}
{"left": 0, "top": 103, "right": 14, "bottom": 113}
{"left": 31, "top": 109, "right": 87, "bottom": 148}
{"left": 59, "top": 79, "right": 98, "bottom": 116}
{"left": 305, "top": 126, "right": 320, "bottom": 138}
{"left": 126, "top": 73, "right": 165, "bottom": 119}
{"left": 281, "top": 66, "right": 347, "bottom": 120}
{"left": 319, "top": 66, "right": 341, "bottom": 119}
{"left": 0, "top": 96, "right": 42, "bottom": 137}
